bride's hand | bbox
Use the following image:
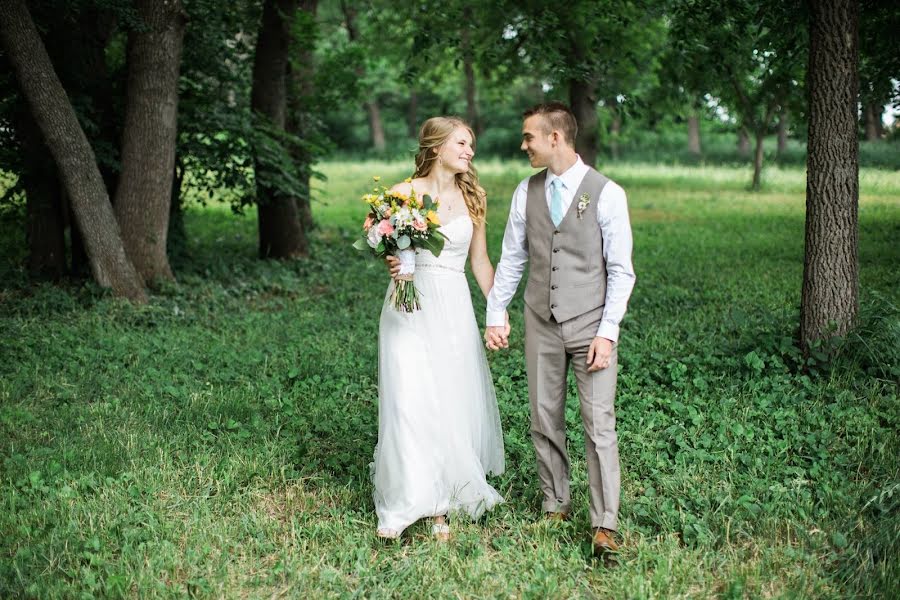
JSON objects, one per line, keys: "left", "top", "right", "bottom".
{"left": 384, "top": 255, "right": 401, "bottom": 279}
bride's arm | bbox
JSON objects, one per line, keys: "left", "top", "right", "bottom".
{"left": 468, "top": 219, "right": 496, "bottom": 300}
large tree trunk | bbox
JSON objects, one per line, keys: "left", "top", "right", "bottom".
{"left": 114, "top": 0, "right": 186, "bottom": 284}
{"left": 777, "top": 111, "right": 788, "bottom": 157}
{"left": 18, "top": 108, "right": 66, "bottom": 279}
{"left": 751, "top": 130, "right": 765, "bottom": 190}
{"left": 687, "top": 111, "right": 701, "bottom": 156}
{"left": 461, "top": 25, "right": 481, "bottom": 136}
{"left": 252, "top": 0, "right": 305, "bottom": 259}
{"left": 801, "top": 0, "right": 859, "bottom": 351}
{"left": 0, "top": 0, "right": 146, "bottom": 301}
{"left": 569, "top": 78, "right": 598, "bottom": 167}
{"left": 285, "top": 0, "right": 318, "bottom": 244}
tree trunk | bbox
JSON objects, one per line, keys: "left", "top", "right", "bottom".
{"left": 751, "top": 130, "right": 765, "bottom": 190}
{"left": 863, "top": 102, "right": 880, "bottom": 141}
{"left": 569, "top": 78, "right": 598, "bottom": 167}
{"left": 607, "top": 97, "right": 621, "bottom": 160}
{"left": 777, "top": 111, "right": 788, "bottom": 156}
{"left": 801, "top": 0, "right": 859, "bottom": 351}
{"left": 407, "top": 88, "right": 418, "bottom": 138}
{"left": 114, "top": 0, "right": 186, "bottom": 284}
{"left": 687, "top": 111, "right": 701, "bottom": 156}
{"left": 461, "top": 25, "right": 481, "bottom": 136}
{"left": 366, "top": 99, "right": 386, "bottom": 152}
{"left": 285, "top": 0, "right": 318, "bottom": 244}
{"left": 0, "top": 0, "right": 146, "bottom": 301}
{"left": 737, "top": 127, "right": 750, "bottom": 157}
{"left": 252, "top": 0, "right": 305, "bottom": 259}
{"left": 167, "top": 155, "right": 187, "bottom": 261}
{"left": 15, "top": 102, "right": 66, "bottom": 278}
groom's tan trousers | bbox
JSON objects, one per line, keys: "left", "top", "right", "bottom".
{"left": 525, "top": 302, "right": 620, "bottom": 530}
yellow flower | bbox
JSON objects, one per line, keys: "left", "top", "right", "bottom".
{"left": 373, "top": 176, "right": 381, "bottom": 182}
{"left": 427, "top": 210, "right": 440, "bottom": 225}
{"left": 404, "top": 177, "right": 412, "bottom": 184}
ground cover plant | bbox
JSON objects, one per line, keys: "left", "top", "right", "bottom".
{"left": 1, "top": 161, "right": 898, "bottom": 598}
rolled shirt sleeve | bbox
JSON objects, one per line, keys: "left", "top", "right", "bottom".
{"left": 595, "top": 182, "right": 636, "bottom": 342}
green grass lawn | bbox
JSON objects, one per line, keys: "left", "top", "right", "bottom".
{"left": 1, "top": 162, "right": 898, "bottom": 598}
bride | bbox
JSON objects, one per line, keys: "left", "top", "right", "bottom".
{"left": 372, "top": 116, "right": 507, "bottom": 540}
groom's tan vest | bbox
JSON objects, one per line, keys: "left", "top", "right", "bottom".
{"left": 524, "top": 168, "right": 610, "bottom": 323}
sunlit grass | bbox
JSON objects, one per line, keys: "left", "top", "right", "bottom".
{"left": 1, "top": 160, "right": 898, "bottom": 598}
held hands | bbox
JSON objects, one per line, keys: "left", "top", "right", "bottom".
{"left": 587, "top": 337, "right": 614, "bottom": 372}
{"left": 484, "top": 313, "right": 510, "bottom": 351}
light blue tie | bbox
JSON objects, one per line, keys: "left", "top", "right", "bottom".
{"left": 549, "top": 178, "right": 564, "bottom": 227}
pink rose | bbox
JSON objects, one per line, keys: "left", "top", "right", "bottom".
{"left": 412, "top": 218, "right": 427, "bottom": 232}
{"left": 377, "top": 219, "right": 394, "bottom": 236}
{"left": 363, "top": 215, "right": 374, "bottom": 230}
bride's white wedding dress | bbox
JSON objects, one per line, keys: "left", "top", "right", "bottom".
{"left": 372, "top": 214, "right": 505, "bottom": 535}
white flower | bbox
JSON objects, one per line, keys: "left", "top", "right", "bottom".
{"left": 367, "top": 225, "right": 383, "bottom": 248}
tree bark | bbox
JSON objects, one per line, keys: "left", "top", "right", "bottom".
{"left": 341, "top": 1, "right": 385, "bottom": 153}
{"left": 461, "top": 25, "right": 481, "bottom": 136}
{"left": 18, "top": 108, "right": 66, "bottom": 279}
{"left": 366, "top": 99, "right": 386, "bottom": 152}
{"left": 114, "top": 0, "right": 186, "bottom": 284}
{"left": 863, "top": 102, "right": 881, "bottom": 141}
{"left": 607, "top": 97, "right": 621, "bottom": 160}
{"left": 252, "top": 0, "right": 305, "bottom": 259}
{"left": 751, "top": 129, "right": 765, "bottom": 190}
{"left": 285, "top": 0, "right": 318, "bottom": 244}
{"left": 801, "top": 0, "right": 859, "bottom": 351}
{"left": 737, "top": 127, "right": 750, "bottom": 157}
{"left": 777, "top": 111, "right": 788, "bottom": 156}
{"left": 687, "top": 111, "right": 701, "bottom": 156}
{"left": 407, "top": 88, "right": 418, "bottom": 138}
{"left": 569, "top": 78, "right": 598, "bottom": 167}
{"left": 0, "top": 0, "right": 146, "bottom": 301}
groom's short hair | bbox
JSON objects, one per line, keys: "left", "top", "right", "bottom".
{"left": 523, "top": 102, "right": 578, "bottom": 147}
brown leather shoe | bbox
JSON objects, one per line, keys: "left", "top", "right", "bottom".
{"left": 592, "top": 528, "right": 620, "bottom": 555}
{"left": 545, "top": 511, "right": 569, "bottom": 522}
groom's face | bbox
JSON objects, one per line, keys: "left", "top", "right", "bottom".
{"left": 521, "top": 115, "right": 555, "bottom": 168}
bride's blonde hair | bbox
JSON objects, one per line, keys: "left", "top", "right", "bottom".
{"left": 413, "top": 117, "right": 487, "bottom": 226}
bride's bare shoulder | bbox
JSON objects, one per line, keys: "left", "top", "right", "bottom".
{"left": 390, "top": 177, "right": 430, "bottom": 196}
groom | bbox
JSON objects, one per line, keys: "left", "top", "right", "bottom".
{"left": 485, "top": 102, "right": 635, "bottom": 555}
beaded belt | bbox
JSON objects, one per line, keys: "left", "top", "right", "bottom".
{"left": 417, "top": 263, "right": 464, "bottom": 274}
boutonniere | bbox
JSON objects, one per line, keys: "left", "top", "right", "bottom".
{"left": 576, "top": 193, "right": 591, "bottom": 219}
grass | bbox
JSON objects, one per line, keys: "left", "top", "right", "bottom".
{"left": 1, "top": 161, "right": 899, "bottom": 598}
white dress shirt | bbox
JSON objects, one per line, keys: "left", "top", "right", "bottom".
{"left": 486, "top": 156, "right": 636, "bottom": 342}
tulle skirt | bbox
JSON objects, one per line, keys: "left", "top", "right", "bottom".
{"left": 372, "top": 266, "right": 505, "bottom": 534}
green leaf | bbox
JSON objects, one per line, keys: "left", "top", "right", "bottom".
{"left": 352, "top": 238, "right": 368, "bottom": 251}
{"left": 422, "top": 194, "right": 434, "bottom": 210}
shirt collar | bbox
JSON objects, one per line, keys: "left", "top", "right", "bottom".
{"left": 545, "top": 155, "right": 587, "bottom": 192}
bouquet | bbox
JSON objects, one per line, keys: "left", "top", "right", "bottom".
{"left": 352, "top": 177, "right": 447, "bottom": 312}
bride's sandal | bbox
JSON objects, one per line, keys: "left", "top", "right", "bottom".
{"left": 376, "top": 527, "right": 400, "bottom": 540}
{"left": 431, "top": 518, "right": 451, "bottom": 542}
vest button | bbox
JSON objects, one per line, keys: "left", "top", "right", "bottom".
{"left": 553, "top": 230, "right": 559, "bottom": 234}
{"left": 552, "top": 267, "right": 558, "bottom": 271}
{"left": 552, "top": 248, "right": 559, "bottom": 253}
{"left": 551, "top": 285, "right": 558, "bottom": 290}
{"left": 550, "top": 304, "right": 557, "bottom": 309}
